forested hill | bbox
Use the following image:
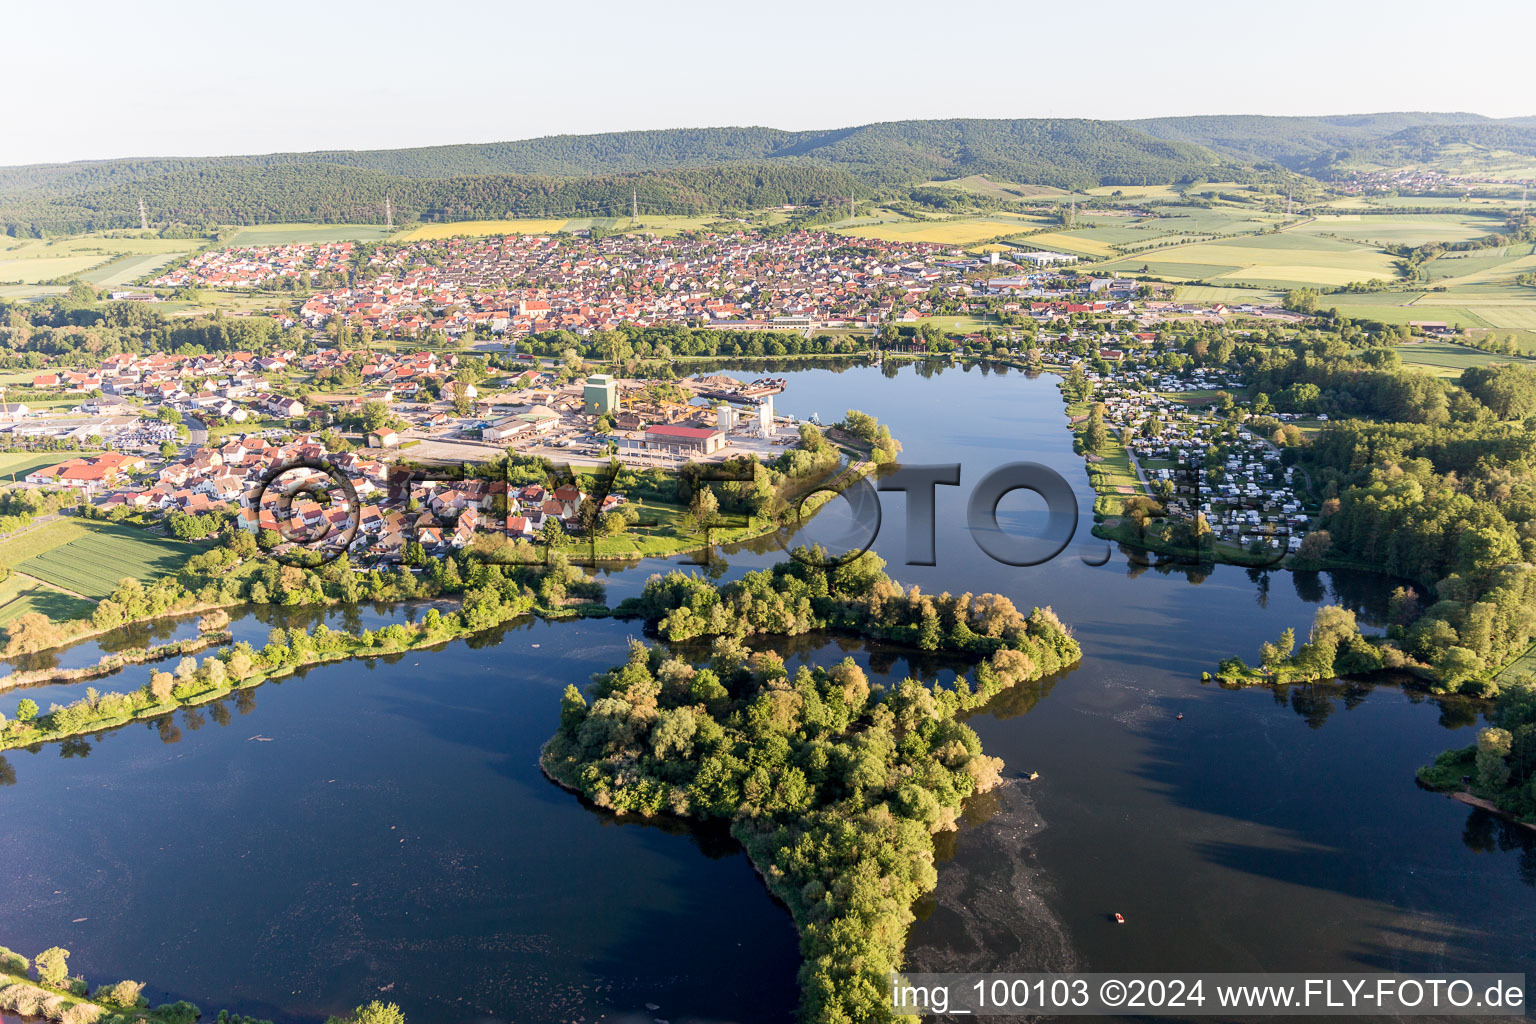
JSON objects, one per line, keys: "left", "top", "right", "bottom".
{"left": 0, "top": 163, "right": 874, "bottom": 235}
{"left": 0, "top": 118, "right": 1233, "bottom": 232}
{"left": 7, "top": 112, "right": 1533, "bottom": 233}
{"left": 0, "top": 118, "right": 1226, "bottom": 199}
{"left": 1125, "top": 112, "right": 1536, "bottom": 175}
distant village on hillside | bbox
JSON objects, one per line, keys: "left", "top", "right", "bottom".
{"left": 145, "top": 230, "right": 1302, "bottom": 338}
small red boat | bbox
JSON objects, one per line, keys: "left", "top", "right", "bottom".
{"left": 1114, "top": 913, "right": 1126, "bottom": 924}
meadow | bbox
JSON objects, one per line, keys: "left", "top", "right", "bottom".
{"left": 0, "top": 520, "right": 198, "bottom": 600}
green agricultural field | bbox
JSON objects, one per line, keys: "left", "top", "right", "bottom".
{"left": 1393, "top": 341, "right": 1533, "bottom": 377}
{"left": 1099, "top": 231, "right": 1397, "bottom": 288}
{"left": 397, "top": 215, "right": 725, "bottom": 241}
{"left": 0, "top": 233, "right": 201, "bottom": 296}
{"left": 1496, "top": 642, "right": 1536, "bottom": 682}
{"left": 1292, "top": 213, "right": 1506, "bottom": 248}
{"left": 0, "top": 519, "right": 91, "bottom": 566}
{"left": 1421, "top": 250, "right": 1531, "bottom": 284}
{"left": 1011, "top": 231, "right": 1118, "bottom": 258}
{"left": 2, "top": 520, "right": 198, "bottom": 600}
{"left": 0, "top": 253, "right": 105, "bottom": 284}
{"left": 230, "top": 223, "right": 398, "bottom": 245}
{"left": 1325, "top": 296, "right": 1495, "bottom": 330}
{"left": 1108, "top": 258, "right": 1243, "bottom": 281}
{"left": 0, "top": 573, "right": 94, "bottom": 626}
{"left": 1352, "top": 195, "right": 1528, "bottom": 211}
{"left": 83, "top": 250, "right": 191, "bottom": 287}
{"left": 1151, "top": 207, "right": 1288, "bottom": 235}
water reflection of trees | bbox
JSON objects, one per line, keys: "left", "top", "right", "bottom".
{"left": 1111, "top": 546, "right": 1427, "bottom": 624}
{"left": 0, "top": 687, "right": 269, "bottom": 784}
{"left": 1260, "top": 675, "right": 1481, "bottom": 731}
{"left": 1117, "top": 543, "right": 1215, "bottom": 585}
{"left": 683, "top": 357, "right": 879, "bottom": 377}
{"left": 1460, "top": 808, "right": 1536, "bottom": 887}
{"left": 1290, "top": 570, "right": 1423, "bottom": 629}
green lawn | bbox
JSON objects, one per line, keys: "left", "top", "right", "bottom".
{"left": 4, "top": 521, "right": 198, "bottom": 600}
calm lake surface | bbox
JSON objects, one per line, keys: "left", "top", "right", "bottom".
{"left": 2, "top": 362, "right": 1531, "bottom": 1024}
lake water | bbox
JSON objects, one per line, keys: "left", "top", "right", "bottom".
{"left": 2, "top": 362, "right": 1531, "bottom": 1024}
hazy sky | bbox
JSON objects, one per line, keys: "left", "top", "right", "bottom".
{"left": 9, "top": 0, "right": 1534, "bottom": 166}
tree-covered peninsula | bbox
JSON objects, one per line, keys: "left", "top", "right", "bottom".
{"left": 543, "top": 554, "right": 1080, "bottom": 1022}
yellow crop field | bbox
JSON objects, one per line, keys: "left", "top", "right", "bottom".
{"left": 399, "top": 219, "right": 574, "bottom": 240}
{"left": 1014, "top": 232, "right": 1118, "bottom": 258}
{"left": 398, "top": 215, "right": 724, "bottom": 241}
{"left": 835, "top": 217, "right": 1021, "bottom": 246}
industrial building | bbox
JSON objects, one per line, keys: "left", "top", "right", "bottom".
{"left": 583, "top": 374, "right": 618, "bottom": 416}
{"left": 484, "top": 408, "right": 559, "bottom": 441}
{"left": 643, "top": 424, "right": 727, "bottom": 454}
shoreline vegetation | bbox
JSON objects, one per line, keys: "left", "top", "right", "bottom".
{"left": 0, "top": 629, "right": 231, "bottom": 693}
{"left": 0, "top": 942, "right": 404, "bottom": 1024}
{"left": 0, "top": 557, "right": 607, "bottom": 753}
{"left": 1415, "top": 677, "right": 1536, "bottom": 825}
{"left": 1208, "top": 607, "right": 1536, "bottom": 825}
{"left": 542, "top": 551, "right": 1082, "bottom": 1022}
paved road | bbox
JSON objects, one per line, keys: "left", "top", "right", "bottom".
{"left": 184, "top": 414, "right": 209, "bottom": 448}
